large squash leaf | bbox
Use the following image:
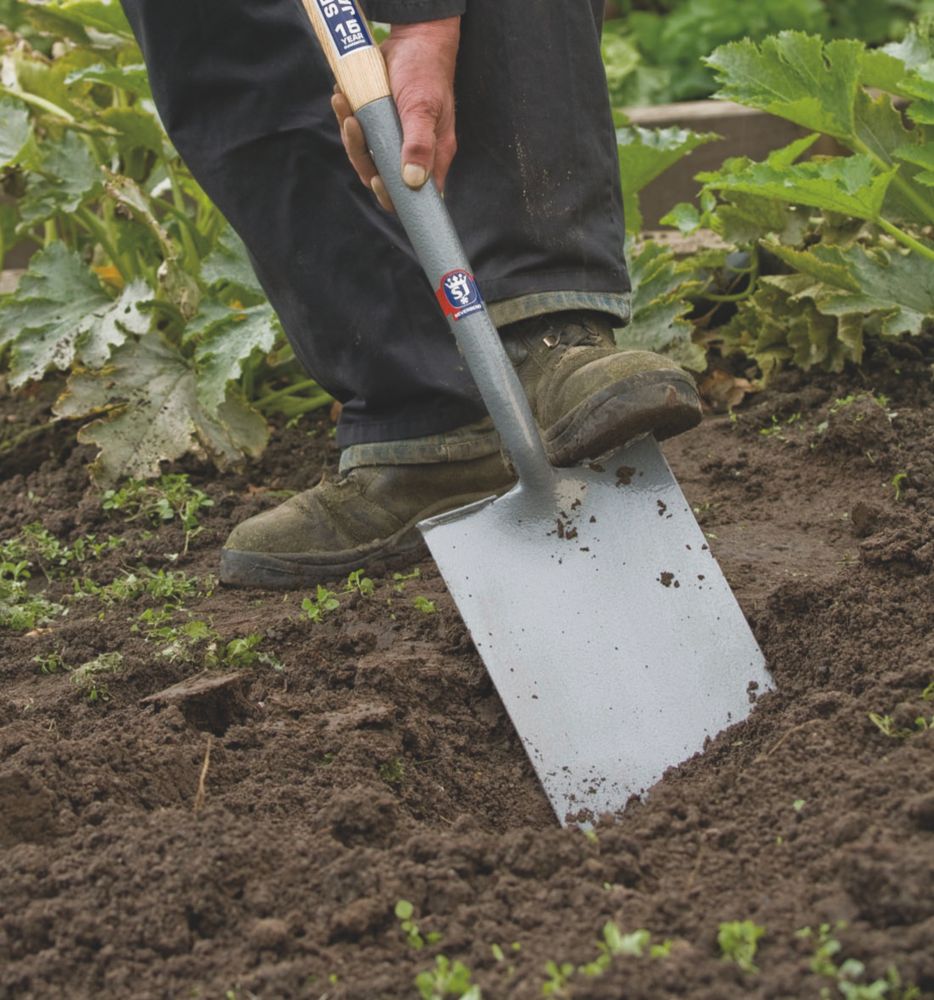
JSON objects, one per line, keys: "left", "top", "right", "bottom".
{"left": 0, "top": 243, "right": 151, "bottom": 386}
{"left": 54, "top": 334, "right": 268, "bottom": 485}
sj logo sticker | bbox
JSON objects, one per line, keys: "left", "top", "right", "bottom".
{"left": 316, "top": 0, "right": 372, "bottom": 58}
{"left": 436, "top": 269, "right": 484, "bottom": 321}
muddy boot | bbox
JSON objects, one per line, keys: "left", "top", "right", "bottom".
{"left": 220, "top": 453, "right": 513, "bottom": 589}
{"left": 504, "top": 312, "right": 702, "bottom": 466}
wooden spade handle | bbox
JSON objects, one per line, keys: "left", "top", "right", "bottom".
{"left": 300, "top": 0, "right": 390, "bottom": 111}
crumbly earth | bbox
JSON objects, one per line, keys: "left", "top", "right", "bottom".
{"left": 1, "top": 338, "right": 933, "bottom": 1000}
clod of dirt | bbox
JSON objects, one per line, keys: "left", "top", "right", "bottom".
{"left": 323, "top": 785, "right": 399, "bottom": 848}
{"left": 142, "top": 671, "right": 253, "bottom": 736}
{"left": 615, "top": 465, "right": 635, "bottom": 486}
{"left": 0, "top": 771, "right": 59, "bottom": 847}
{"left": 658, "top": 572, "right": 679, "bottom": 588}
{"left": 907, "top": 793, "right": 934, "bottom": 832}
{"left": 850, "top": 500, "right": 883, "bottom": 538}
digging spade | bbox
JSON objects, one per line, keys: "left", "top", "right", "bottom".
{"left": 302, "top": 0, "right": 774, "bottom": 824}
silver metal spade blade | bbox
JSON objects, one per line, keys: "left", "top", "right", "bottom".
{"left": 420, "top": 436, "right": 772, "bottom": 823}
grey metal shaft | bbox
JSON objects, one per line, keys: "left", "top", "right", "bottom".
{"left": 356, "top": 97, "right": 553, "bottom": 490}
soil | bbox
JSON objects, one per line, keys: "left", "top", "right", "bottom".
{"left": 1, "top": 337, "right": 933, "bottom": 999}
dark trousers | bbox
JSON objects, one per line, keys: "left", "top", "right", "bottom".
{"left": 121, "top": 0, "right": 629, "bottom": 446}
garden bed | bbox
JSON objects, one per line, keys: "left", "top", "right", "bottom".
{"left": 1, "top": 336, "right": 932, "bottom": 999}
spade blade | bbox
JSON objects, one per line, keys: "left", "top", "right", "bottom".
{"left": 419, "top": 436, "right": 773, "bottom": 824}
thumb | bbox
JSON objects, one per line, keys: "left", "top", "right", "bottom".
{"left": 399, "top": 101, "right": 441, "bottom": 189}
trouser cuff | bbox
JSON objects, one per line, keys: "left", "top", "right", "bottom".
{"left": 339, "top": 418, "right": 501, "bottom": 472}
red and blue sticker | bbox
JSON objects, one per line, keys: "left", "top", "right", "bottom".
{"left": 436, "top": 269, "right": 484, "bottom": 321}
{"left": 316, "top": 0, "right": 373, "bottom": 58}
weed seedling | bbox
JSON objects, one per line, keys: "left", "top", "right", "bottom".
{"left": 890, "top": 471, "right": 909, "bottom": 502}
{"left": 393, "top": 567, "right": 421, "bottom": 592}
{"left": 219, "top": 634, "right": 284, "bottom": 672}
{"left": 102, "top": 474, "right": 213, "bottom": 552}
{"left": 797, "top": 924, "right": 920, "bottom": 1000}
{"left": 718, "top": 920, "right": 765, "bottom": 973}
{"left": 345, "top": 569, "right": 375, "bottom": 596}
{"left": 302, "top": 585, "right": 340, "bottom": 623}
{"left": 413, "top": 596, "right": 438, "bottom": 614}
{"left": 414, "top": 955, "right": 480, "bottom": 1000}
{"left": 33, "top": 652, "right": 69, "bottom": 675}
{"left": 542, "top": 961, "right": 575, "bottom": 996}
{"left": 70, "top": 652, "right": 124, "bottom": 703}
{"left": 395, "top": 900, "right": 441, "bottom": 951}
{"left": 379, "top": 757, "right": 406, "bottom": 787}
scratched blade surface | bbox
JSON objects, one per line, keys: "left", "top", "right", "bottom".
{"left": 419, "top": 436, "right": 773, "bottom": 824}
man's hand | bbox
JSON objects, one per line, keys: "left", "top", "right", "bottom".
{"left": 331, "top": 16, "right": 460, "bottom": 212}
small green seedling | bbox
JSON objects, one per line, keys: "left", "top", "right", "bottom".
{"left": 302, "top": 585, "right": 340, "bottom": 623}
{"left": 379, "top": 757, "right": 406, "bottom": 787}
{"left": 890, "top": 472, "right": 909, "bottom": 501}
{"left": 542, "top": 961, "right": 575, "bottom": 996}
{"left": 414, "top": 955, "right": 480, "bottom": 1000}
{"left": 797, "top": 924, "right": 921, "bottom": 1000}
{"left": 220, "top": 634, "right": 284, "bottom": 671}
{"left": 345, "top": 569, "right": 375, "bottom": 596}
{"left": 33, "top": 652, "right": 69, "bottom": 675}
{"left": 413, "top": 596, "right": 438, "bottom": 614}
{"left": 793, "top": 799, "right": 806, "bottom": 813}
{"left": 102, "top": 474, "right": 213, "bottom": 552}
{"left": 395, "top": 900, "right": 441, "bottom": 951}
{"left": 718, "top": 920, "right": 765, "bottom": 974}
{"left": 70, "top": 652, "right": 124, "bottom": 703}
{"left": 393, "top": 567, "right": 421, "bottom": 592}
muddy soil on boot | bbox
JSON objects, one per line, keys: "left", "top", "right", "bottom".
{"left": 1, "top": 342, "right": 933, "bottom": 999}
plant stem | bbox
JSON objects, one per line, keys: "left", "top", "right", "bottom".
{"left": 851, "top": 137, "right": 934, "bottom": 226}
{"left": 162, "top": 158, "right": 200, "bottom": 267}
{"left": 255, "top": 378, "right": 325, "bottom": 408}
{"left": 875, "top": 218, "right": 934, "bottom": 262}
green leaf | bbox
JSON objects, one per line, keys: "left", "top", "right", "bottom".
{"left": 201, "top": 226, "right": 264, "bottom": 299}
{"left": 701, "top": 154, "right": 897, "bottom": 222}
{"left": 195, "top": 304, "right": 280, "bottom": 414}
{"left": 617, "top": 125, "right": 718, "bottom": 233}
{"left": 705, "top": 33, "right": 864, "bottom": 142}
{"left": 20, "top": 130, "right": 102, "bottom": 226}
{"left": 43, "top": 0, "right": 136, "bottom": 39}
{"left": 65, "top": 62, "right": 152, "bottom": 98}
{"left": 0, "top": 244, "right": 151, "bottom": 386}
{"left": 0, "top": 98, "right": 31, "bottom": 167}
{"left": 893, "top": 141, "right": 934, "bottom": 187}
{"left": 771, "top": 242, "right": 934, "bottom": 337}
{"left": 621, "top": 242, "right": 705, "bottom": 370}
{"left": 99, "top": 106, "right": 166, "bottom": 156}
{"left": 54, "top": 333, "right": 268, "bottom": 485}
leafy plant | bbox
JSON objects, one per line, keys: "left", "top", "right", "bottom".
{"left": 302, "top": 585, "right": 340, "bottom": 623}
{"left": 0, "top": 0, "right": 330, "bottom": 482}
{"left": 395, "top": 900, "right": 441, "bottom": 951}
{"left": 413, "top": 596, "right": 438, "bottom": 615}
{"left": 662, "top": 24, "right": 934, "bottom": 378}
{"left": 718, "top": 920, "right": 766, "bottom": 973}
{"left": 797, "top": 925, "right": 921, "bottom": 999}
{"left": 345, "top": 569, "right": 375, "bottom": 596}
{"left": 102, "top": 473, "right": 213, "bottom": 551}
{"left": 70, "top": 650, "right": 123, "bottom": 702}
{"left": 414, "top": 955, "right": 481, "bottom": 1000}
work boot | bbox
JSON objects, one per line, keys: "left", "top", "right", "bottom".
{"left": 220, "top": 453, "right": 513, "bottom": 589}
{"left": 504, "top": 312, "right": 702, "bottom": 466}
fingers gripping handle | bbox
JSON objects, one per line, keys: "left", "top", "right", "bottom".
{"left": 301, "top": 0, "right": 390, "bottom": 111}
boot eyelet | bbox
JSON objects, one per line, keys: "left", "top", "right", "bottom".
{"left": 543, "top": 334, "right": 561, "bottom": 348}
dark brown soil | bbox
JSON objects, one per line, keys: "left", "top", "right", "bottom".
{"left": 1, "top": 342, "right": 933, "bottom": 999}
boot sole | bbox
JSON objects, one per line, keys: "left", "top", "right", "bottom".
{"left": 543, "top": 370, "right": 703, "bottom": 467}
{"left": 219, "top": 488, "right": 512, "bottom": 591}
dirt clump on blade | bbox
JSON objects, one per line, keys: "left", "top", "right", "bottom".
{"left": 1, "top": 357, "right": 933, "bottom": 999}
